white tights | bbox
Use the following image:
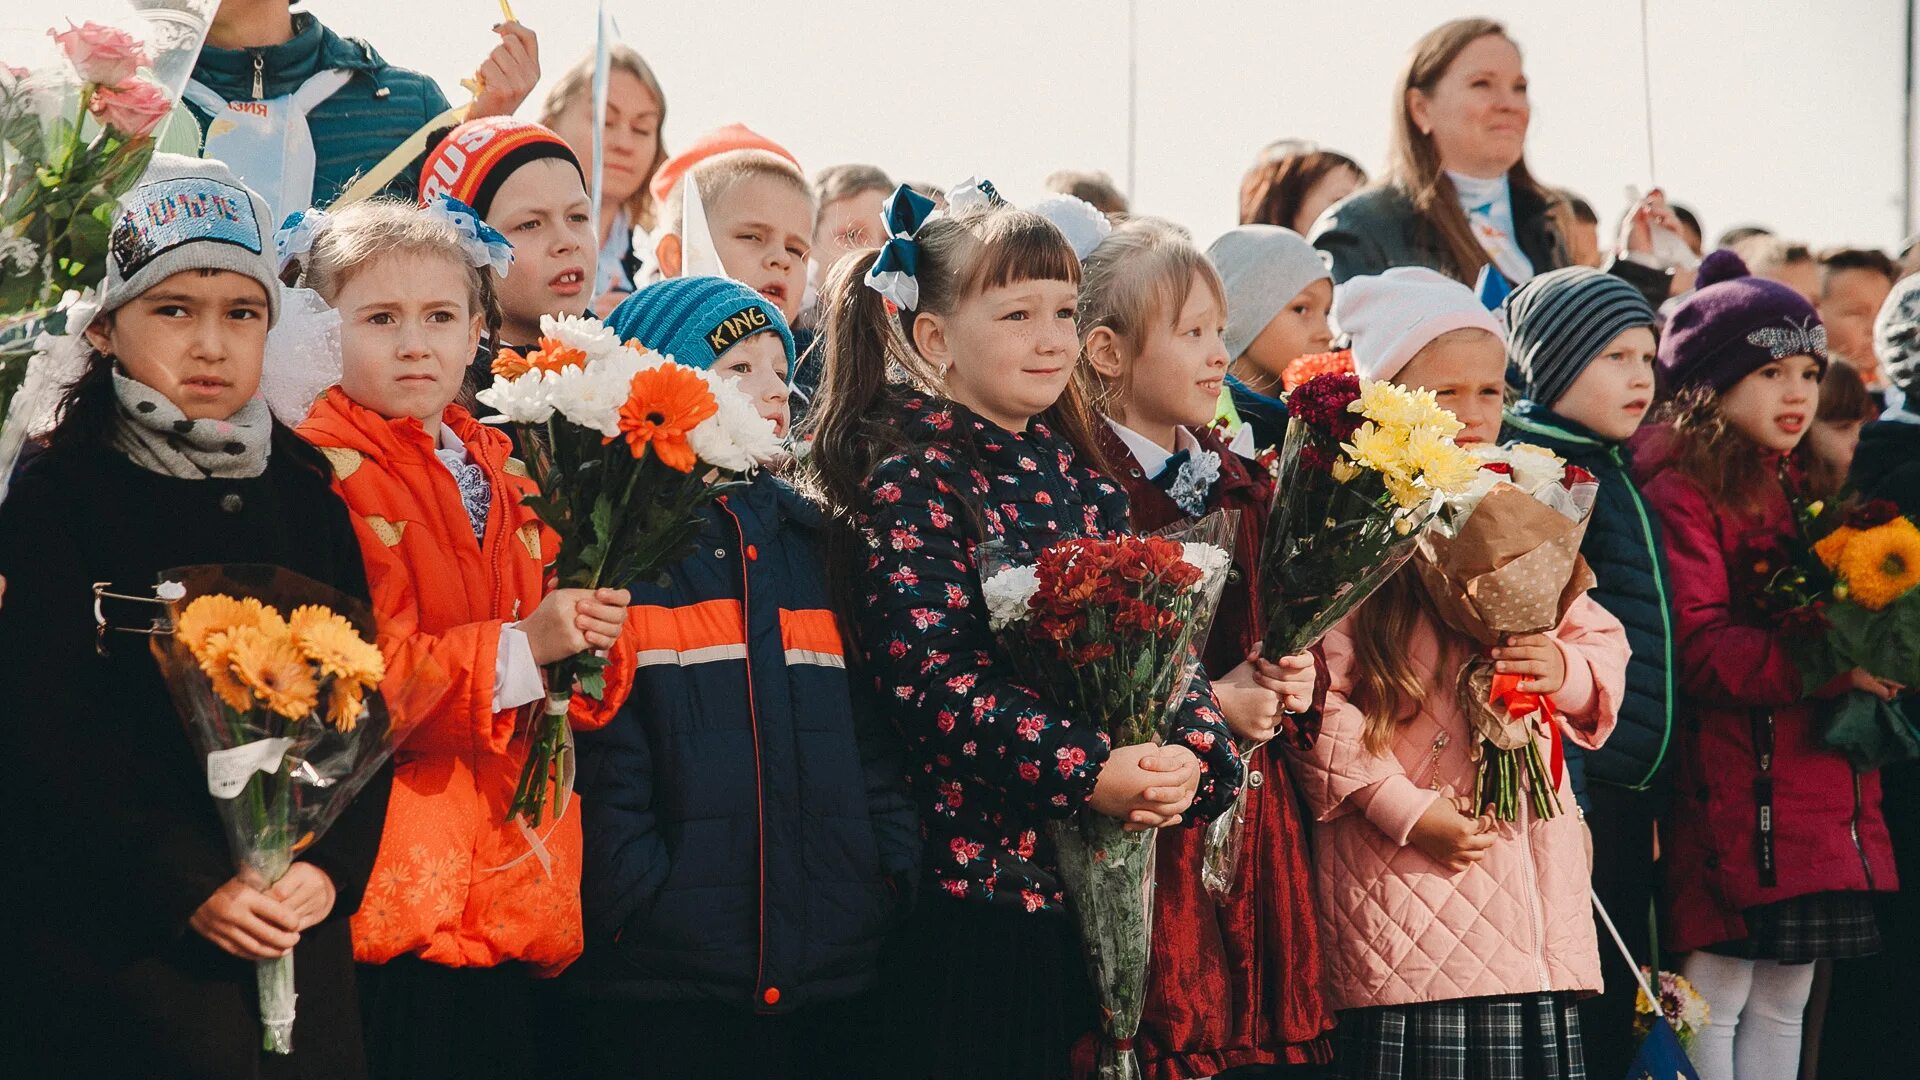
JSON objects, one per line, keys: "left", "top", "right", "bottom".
{"left": 1682, "top": 951, "right": 1816, "bottom": 1080}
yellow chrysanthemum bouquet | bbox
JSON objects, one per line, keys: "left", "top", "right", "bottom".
{"left": 149, "top": 565, "right": 429, "bottom": 1055}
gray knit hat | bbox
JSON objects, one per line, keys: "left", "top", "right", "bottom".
{"left": 1503, "top": 266, "right": 1657, "bottom": 407}
{"left": 1874, "top": 272, "right": 1920, "bottom": 401}
{"left": 100, "top": 153, "right": 281, "bottom": 325}
{"left": 1205, "top": 225, "right": 1331, "bottom": 359}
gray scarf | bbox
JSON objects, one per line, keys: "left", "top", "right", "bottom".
{"left": 110, "top": 372, "right": 273, "bottom": 479}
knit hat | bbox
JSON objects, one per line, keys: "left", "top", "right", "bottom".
{"left": 605, "top": 276, "right": 795, "bottom": 372}
{"left": 1503, "top": 266, "right": 1658, "bottom": 406}
{"left": 419, "top": 116, "right": 584, "bottom": 218}
{"left": 101, "top": 153, "right": 281, "bottom": 325}
{"left": 649, "top": 123, "right": 800, "bottom": 206}
{"left": 1335, "top": 267, "right": 1504, "bottom": 382}
{"left": 1658, "top": 249, "right": 1828, "bottom": 392}
{"left": 1205, "top": 225, "right": 1332, "bottom": 359}
{"left": 1873, "top": 272, "right": 1920, "bottom": 401}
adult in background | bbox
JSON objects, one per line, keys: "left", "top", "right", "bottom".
{"left": 540, "top": 45, "right": 670, "bottom": 317}
{"left": 1045, "top": 169, "right": 1129, "bottom": 218}
{"left": 1239, "top": 139, "right": 1366, "bottom": 236}
{"left": 187, "top": 0, "right": 541, "bottom": 221}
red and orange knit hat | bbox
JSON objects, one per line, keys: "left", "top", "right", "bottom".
{"left": 647, "top": 122, "right": 800, "bottom": 206}
{"left": 419, "top": 116, "right": 584, "bottom": 218}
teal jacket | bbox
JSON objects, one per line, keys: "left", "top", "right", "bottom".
{"left": 185, "top": 13, "right": 451, "bottom": 208}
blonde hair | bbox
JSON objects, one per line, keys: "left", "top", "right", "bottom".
{"left": 659, "top": 149, "right": 812, "bottom": 239}
{"left": 538, "top": 45, "right": 669, "bottom": 232}
{"left": 1076, "top": 217, "right": 1226, "bottom": 408}
{"left": 294, "top": 199, "right": 501, "bottom": 346}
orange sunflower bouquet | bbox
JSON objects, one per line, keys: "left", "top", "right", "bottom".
{"left": 149, "top": 564, "right": 413, "bottom": 1055}
{"left": 478, "top": 314, "right": 783, "bottom": 825}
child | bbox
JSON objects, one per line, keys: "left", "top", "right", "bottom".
{"left": 289, "top": 199, "right": 631, "bottom": 1080}
{"left": 1857, "top": 273, "right": 1920, "bottom": 510}
{"left": 1288, "top": 267, "right": 1628, "bottom": 1080}
{"left": 561, "top": 276, "right": 918, "bottom": 1077}
{"left": 1635, "top": 251, "right": 1900, "bottom": 1080}
{"left": 1799, "top": 357, "right": 1877, "bottom": 497}
{"left": 1080, "top": 217, "right": 1335, "bottom": 1075}
{"left": 801, "top": 185, "right": 1244, "bottom": 1078}
{"left": 1500, "top": 266, "right": 1668, "bottom": 1080}
{"left": 0, "top": 156, "right": 390, "bottom": 1077}
{"left": 653, "top": 147, "right": 814, "bottom": 326}
{"left": 1204, "top": 224, "right": 1335, "bottom": 455}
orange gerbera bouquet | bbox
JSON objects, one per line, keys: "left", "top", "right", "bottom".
{"left": 478, "top": 314, "right": 783, "bottom": 825}
{"left": 149, "top": 564, "right": 424, "bottom": 1055}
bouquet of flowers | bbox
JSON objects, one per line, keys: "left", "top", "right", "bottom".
{"left": 1, "top": 3, "right": 216, "bottom": 501}
{"left": 1753, "top": 493, "right": 1920, "bottom": 769}
{"left": 149, "top": 563, "right": 416, "bottom": 1054}
{"left": 1414, "top": 442, "right": 1600, "bottom": 821}
{"left": 979, "top": 512, "right": 1237, "bottom": 1080}
{"left": 477, "top": 313, "right": 783, "bottom": 825}
{"left": 1279, "top": 348, "right": 1354, "bottom": 392}
{"left": 1633, "top": 967, "right": 1711, "bottom": 1055}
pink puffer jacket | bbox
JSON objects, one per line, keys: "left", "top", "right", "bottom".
{"left": 1288, "top": 594, "right": 1626, "bottom": 1012}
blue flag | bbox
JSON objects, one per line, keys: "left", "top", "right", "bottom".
{"left": 1625, "top": 1015, "right": 1700, "bottom": 1080}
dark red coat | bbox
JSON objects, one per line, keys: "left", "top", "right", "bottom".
{"left": 1095, "top": 424, "right": 1334, "bottom": 1076}
{"left": 1637, "top": 442, "right": 1898, "bottom": 953}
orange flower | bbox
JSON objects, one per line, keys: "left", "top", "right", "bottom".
{"left": 615, "top": 365, "right": 717, "bottom": 471}
{"left": 527, "top": 336, "right": 588, "bottom": 375}
{"left": 1282, "top": 349, "right": 1356, "bottom": 392}
{"left": 226, "top": 626, "right": 319, "bottom": 720}
{"left": 491, "top": 348, "right": 533, "bottom": 380}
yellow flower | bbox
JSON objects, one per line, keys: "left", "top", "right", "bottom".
{"left": 1355, "top": 380, "right": 1462, "bottom": 439}
{"left": 1837, "top": 517, "right": 1920, "bottom": 611}
{"left": 226, "top": 626, "right": 319, "bottom": 720}
{"left": 1813, "top": 526, "right": 1860, "bottom": 572}
{"left": 175, "top": 594, "right": 286, "bottom": 664}
{"left": 289, "top": 605, "right": 386, "bottom": 686}
{"left": 1331, "top": 457, "right": 1361, "bottom": 484}
{"left": 1406, "top": 427, "right": 1480, "bottom": 493}
{"left": 1383, "top": 471, "right": 1432, "bottom": 511}
{"left": 1342, "top": 421, "right": 1408, "bottom": 475}
{"left": 325, "top": 678, "right": 367, "bottom": 733}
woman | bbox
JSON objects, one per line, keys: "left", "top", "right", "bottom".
{"left": 540, "top": 45, "right": 669, "bottom": 316}
{"left": 1239, "top": 139, "right": 1366, "bottom": 236}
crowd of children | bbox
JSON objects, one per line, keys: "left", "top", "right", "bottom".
{"left": 5, "top": 11, "right": 1920, "bottom": 1080}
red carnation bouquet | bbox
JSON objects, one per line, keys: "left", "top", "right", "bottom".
{"left": 979, "top": 511, "right": 1238, "bottom": 1080}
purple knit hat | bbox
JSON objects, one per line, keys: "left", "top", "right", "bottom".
{"left": 1657, "top": 249, "right": 1829, "bottom": 392}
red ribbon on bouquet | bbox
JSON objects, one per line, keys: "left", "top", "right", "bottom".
{"left": 1490, "top": 671, "right": 1563, "bottom": 787}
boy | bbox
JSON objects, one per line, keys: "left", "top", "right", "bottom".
{"left": 654, "top": 149, "right": 814, "bottom": 327}
{"left": 1205, "top": 224, "right": 1336, "bottom": 455}
{"left": 567, "top": 277, "right": 917, "bottom": 1076}
{"left": 1817, "top": 247, "right": 1900, "bottom": 384}
{"left": 1499, "top": 266, "right": 1668, "bottom": 1080}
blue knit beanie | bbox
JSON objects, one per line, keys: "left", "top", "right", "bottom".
{"left": 605, "top": 276, "right": 795, "bottom": 372}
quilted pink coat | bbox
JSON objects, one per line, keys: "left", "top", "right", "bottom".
{"left": 1289, "top": 594, "right": 1627, "bottom": 1012}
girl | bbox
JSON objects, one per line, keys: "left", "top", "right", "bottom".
{"left": 1799, "top": 357, "right": 1877, "bottom": 497}
{"left": 1635, "top": 251, "right": 1900, "bottom": 1080}
{"left": 540, "top": 45, "right": 670, "bottom": 315}
{"left": 1289, "top": 267, "right": 1628, "bottom": 1080}
{"left": 1205, "top": 224, "right": 1336, "bottom": 455}
{"left": 1238, "top": 140, "right": 1367, "bottom": 235}
{"left": 0, "top": 156, "right": 390, "bottom": 1078}
{"left": 802, "top": 185, "right": 1243, "bottom": 1078}
{"left": 287, "top": 199, "right": 631, "bottom": 1080}
{"left": 1079, "top": 217, "right": 1335, "bottom": 1076}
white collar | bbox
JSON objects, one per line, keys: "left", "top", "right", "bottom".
{"left": 1447, "top": 170, "right": 1510, "bottom": 208}
{"left": 1107, "top": 418, "right": 1201, "bottom": 477}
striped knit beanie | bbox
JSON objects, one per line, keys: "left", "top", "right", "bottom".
{"left": 605, "top": 276, "right": 795, "bottom": 372}
{"left": 419, "top": 116, "right": 584, "bottom": 218}
{"left": 1503, "top": 266, "right": 1657, "bottom": 406}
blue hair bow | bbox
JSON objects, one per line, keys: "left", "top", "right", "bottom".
{"left": 274, "top": 207, "right": 331, "bottom": 275}
{"left": 865, "top": 184, "right": 938, "bottom": 312}
{"left": 424, "top": 194, "right": 515, "bottom": 279}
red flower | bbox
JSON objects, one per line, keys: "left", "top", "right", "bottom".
{"left": 1563, "top": 464, "right": 1598, "bottom": 487}
{"left": 1055, "top": 745, "right": 1089, "bottom": 777}
{"left": 1018, "top": 761, "right": 1042, "bottom": 782}
{"left": 949, "top": 837, "right": 985, "bottom": 864}
{"left": 1281, "top": 349, "right": 1356, "bottom": 392}
{"left": 1287, "top": 372, "right": 1364, "bottom": 443}
{"left": 1846, "top": 499, "right": 1903, "bottom": 529}
{"left": 1021, "top": 889, "right": 1048, "bottom": 913}
{"left": 873, "top": 483, "right": 902, "bottom": 504}
{"left": 1015, "top": 715, "right": 1043, "bottom": 741}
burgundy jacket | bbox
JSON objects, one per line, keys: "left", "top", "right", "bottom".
{"left": 1094, "top": 423, "right": 1334, "bottom": 1076}
{"left": 1637, "top": 439, "right": 1898, "bottom": 952}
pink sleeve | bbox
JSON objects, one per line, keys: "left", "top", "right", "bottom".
{"left": 1548, "top": 592, "right": 1628, "bottom": 751}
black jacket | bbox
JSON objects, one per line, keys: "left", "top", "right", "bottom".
{"left": 0, "top": 433, "right": 390, "bottom": 1079}
{"left": 1310, "top": 181, "right": 1568, "bottom": 286}
{"left": 1851, "top": 419, "right": 1920, "bottom": 516}
{"left": 1502, "top": 403, "right": 1676, "bottom": 804}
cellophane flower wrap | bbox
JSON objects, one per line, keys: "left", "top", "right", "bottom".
{"left": 1215, "top": 374, "right": 1475, "bottom": 894}
{"left": 1753, "top": 492, "right": 1920, "bottom": 769}
{"left": 0, "top": 2, "right": 217, "bottom": 503}
{"left": 1413, "top": 443, "right": 1600, "bottom": 822}
{"left": 149, "top": 563, "right": 427, "bottom": 1055}
{"left": 977, "top": 510, "right": 1237, "bottom": 1080}
{"left": 477, "top": 313, "right": 783, "bottom": 826}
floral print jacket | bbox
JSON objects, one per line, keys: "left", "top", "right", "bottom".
{"left": 852, "top": 390, "right": 1241, "bottom": 913}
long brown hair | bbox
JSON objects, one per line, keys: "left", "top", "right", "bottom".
{"left": 1385, "top": 18, "right": 1562, "bottom": 283}
{"left": 539, "top": 45, "right": 669, "bottom": 232}
{"left": 1802, "top": 357, "right": 1877, "bottom": 496}
{"left": 1239, "top": 141, "right": 1366, "bottom": 231}
{"left": 1655, "top": 385, "right": 1780, "bottom": 518}
{"left": 1347, "top": 569, "right": 1443, "bottom": 754}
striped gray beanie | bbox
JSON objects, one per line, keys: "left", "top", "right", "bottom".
{"left": 1874, "top": 272, "right": 1920, "bottom": 401}
{"left": 1503, "top": 266, "right": 1657, "bottom": 407}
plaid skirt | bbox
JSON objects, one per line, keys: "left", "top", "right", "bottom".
{"left": 1331, "top": 993, "right": 1586, "bottom": 1080}
{"left": 1702, "top": 891, "right": 1883, "bottom": 963}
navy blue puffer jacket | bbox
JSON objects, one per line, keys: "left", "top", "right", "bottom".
{"left": 570, "top": 473, "right": 919, "bottom": 1014}
{"left": 1503, "top": 403, "right": 1677, "bottom": 803}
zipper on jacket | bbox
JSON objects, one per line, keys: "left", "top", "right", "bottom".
{"left": 719, "top": 496, "right": 772, "bottom": 1009}
{"left": 1612, "top": 444, "right": 1677, "bottom": 789}
{"left": 1852, "top": 771, "right": 1876, "bottom": 890}
{"left": 251, "top": 53, "right": 264, "bottom": 98}
{"left": 1414, "top": 732, "right": 1450, "bottom": 790}
{"left": 1516, "top": 765, "right": 1553, "bottom": 992}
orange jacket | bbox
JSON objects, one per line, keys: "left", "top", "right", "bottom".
{"left": 299, "top": 387, "right": 621, "bottom": 973}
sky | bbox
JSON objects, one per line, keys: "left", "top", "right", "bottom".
{"left": 10, "top": 1, "right": 1911, "bottom": 249}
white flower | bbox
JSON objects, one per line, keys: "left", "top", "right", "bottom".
{"left": 538, "top": 312, "right": 620, "bottom": 356}
{"left": 982, "top": 564, "right": 1040, "bottom": 631}
{"left": 1025, "top": 194, "right": 1112, "bottom": 260}
{"left": 547, "top": 346, "right": 645, "bottom": 437}
{"left": 1506, "top": 442, "right": 1566, "bottom": 494}
{"left": 944, "top": 176, "right": 997, "bottom": 215}
{"left": 1180, "top": 542, "right": 1233, "bottom": 592}
{"left": 689, "top": 369, "right": 785, "bottom": 472}
{"left": 475, "top": 369, "right": 556, "bottom": 423}
{"left": 0, "top": 231, "right": 40, "bottom": 274}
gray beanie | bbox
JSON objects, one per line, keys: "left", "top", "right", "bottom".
{"left": 1874, "top": 272, "right": 1920, "bottom": 400}
{"left": 1503, "top": 266, "right": 1657, "bottom": 407}
{"left": 1205, "top": 225, "right": 1331, "bottom": 359}
{"left": 100, "top": 153, "right": 281, "bottom": 325}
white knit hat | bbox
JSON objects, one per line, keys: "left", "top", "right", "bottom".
{"left": 1205, "top": 225, "right": 1331, "bottom": 359}
{"left": 1335, "top": 267, "right": 1503, "bottom": 382}
{"left": 100, "top": 153, "right": 282, "bottom": 325}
